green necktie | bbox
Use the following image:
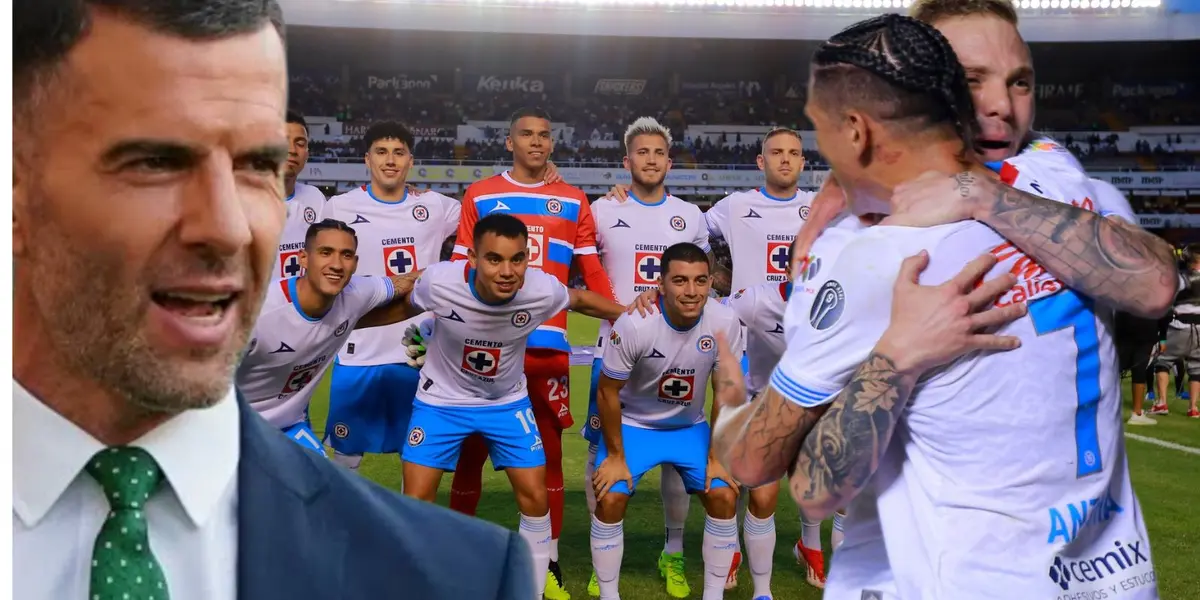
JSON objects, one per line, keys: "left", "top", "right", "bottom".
{"left": 85, "top": 447, "right": 170, "bottom": 600}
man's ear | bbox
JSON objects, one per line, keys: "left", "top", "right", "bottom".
{"left": 844, "top": 110, "right": 873, "bottom": 168}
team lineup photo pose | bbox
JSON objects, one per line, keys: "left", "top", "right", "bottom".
{"left": 396, "top": 214, "right": 627, "bottom": 598}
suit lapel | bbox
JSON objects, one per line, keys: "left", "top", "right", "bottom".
{"left": 235, "top": 398, "right": 347, "bottom": 599}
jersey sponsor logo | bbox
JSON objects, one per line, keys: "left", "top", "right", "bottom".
{"left": 658, "top": 372, "right": 696, "bottom": 404}
{"left": 669, "top": 215, "right": 686, "bottom": 231}
{"left": 332, "top": 422, "right": 350, "bottom": 439}
{"left": 799, "top": 205, "right": 811, "bottom": 220}
{"left": 407, "top": 426, "right": 426, "bottom": 447}
{"left": 696, "top": 335, "right": 715, "bottom": 354}
{"left": 512, "top": 310, "right": 532, "bottom": 328}
{"left": 611, "top": 219, "right": 631, "bottom": 229}
{"left": 1072, "top": 197, "right": 1096, "bottom": 212}
{"left": 303, "top": 206, "right": 317, "bottom": 224}
{"left": 987, "top": 242, "right": 1063, "bottom": 308}
{"left": 1047, "top": 490, "right": 1124, "bottom": 545}
{"left": 462, "top": 344, "right": 502, "bottom": 377}
{"left": 271, "top": 342, "right": 296, "bottom": 354}
{"left": 412, "top": 204, "right": 429, "bottom": 222}
{"left": 766, "top": 241, "right": 791, "bottom": 276}
{"left": 334, "top": 320, "right": 350, "bottom": 337}
{"left": 279, "top": 250, "right": 304, "bottom": 278}
{"left": 742, "top": 208, "right": 762, "bottom": 219}
{"left": 1047, "top": 539, "right": 1153, "bottom": 593}
{"left": 795, "top": 255, "right": 821, "bottom": 282}
{"left": 609, "top": 330, "right": 622, "bottom": 346}
{"left": 527, "top": 233, "right": 545, "bottom": 267}
{"left": 351, "top": 214, "right": 369, "bottom": 224}
{"left": 383, "top": 244, "right": 419, "bottom": 276}
{"left": 809, "top": 280, "right": 845, "bottom": 330}
{"left": 635, "top": 251, "right": 664, "bottom": 285}
{"left": 280, "top": 356, "right": 325, "bottom": 397}
{"left": 547, "top": 199, "right": 563, "bottom": 215}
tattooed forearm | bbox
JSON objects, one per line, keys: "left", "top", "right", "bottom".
{"left": 723, "top": 387, "right": 827, "bottom": 488}
{"left": 969, "top": 174, "right": 1177, "bottom": 318}
{"left": 789, "top": 352, "right": 916, "bottom": 519}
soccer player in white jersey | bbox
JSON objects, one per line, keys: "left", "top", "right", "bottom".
{"left": 238, "top": 219, "right": 418, "bottom": 454}
{"left": 397, "top": 214, "right": 625, "bottom": 597}
{"left": 716, "top": 14, "right": 1175, "bottom": 600}
{"left": 584, "top": 116, "right": 710, "bottom": 598}
{"left": 319, "top": 121, "right": 462, "bottom": 470}
{"left": 272, "top": 110, "right": 328, "bottom": 281}
{"left": 591, "top": 242, "right": 743, "bottom": 600}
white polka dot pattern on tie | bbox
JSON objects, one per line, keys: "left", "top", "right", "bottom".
{"left": 85, "top": 446, "right": 170, "bottom": 600}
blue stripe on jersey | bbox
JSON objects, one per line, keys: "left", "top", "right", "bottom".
{"left": 547, "top": 239, "right": 574, "bottom": 267}
{"left": 529, "top": 328, "right": 570, "bottom": 353}
{"left": 768, "top": 368, "right": 835, "bottom": 407}
{"left": 380, "top": 276, "right": 396, "bottom": 305}
{"left": 984, "top": 161, "right": 1004, "bottom": 173}
{"left": 474, "top": 195, "right": 581, "bottom": 222}
{"left": 601, "top": 365, "right": 630, "bottom": 381}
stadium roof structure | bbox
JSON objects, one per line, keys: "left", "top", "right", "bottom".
{"left": 279, "top": 0, "right": 1200, "bottom": 42}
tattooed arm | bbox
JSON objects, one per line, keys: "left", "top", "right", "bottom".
{"left": 892, "top": 171, "right": 1177, "bottom": 318}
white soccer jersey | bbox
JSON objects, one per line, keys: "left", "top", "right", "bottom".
{"left": 590, "top": 193, "right": 710, "bottom": 356}
{"left": 704, "top": 187, "right": 816, "bottom": 290}
{"left": 600, "top": 300, "right": 743, "bottom": 429}
{"left": 722, "top": 282, "right": 790, "bottom": 398}
{"left": 273, "top": 183, "right": 328, "bottom": 280}
{"left": 238, "top": 275, "right": 395, "bottom": 428}
{"left": 410, "top": 260, "right": 570, "bottom": 407}
{"left": 321, "top": 186, "right": 461, "bottom": 367}
{"left": 1089, "top": 178, "right": 1138, "bottom": 222}
{"left": 775, "top": 152, "right": 1155, "bottom": 599}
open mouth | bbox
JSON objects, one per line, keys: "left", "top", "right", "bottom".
{"left": 151, "top": 290, "right": 238, "bottom": 322}
{"left": 323, "top": 272, "right": 344, "bottom": 285}
{"left": 382, "top": 169, "right": 400, "bottom": 177}
{"left": 975, "top": 139, "right": 1010, "bottom": 152}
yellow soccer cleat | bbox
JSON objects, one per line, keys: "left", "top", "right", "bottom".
{"left": 544, "top": 562, "right": 571, "bottom": 600}
{"left": 587, "top": 571, "right": 600, "bottom": 597}
{"left": 658, "top": 551, "right": 691, "bottom": 598}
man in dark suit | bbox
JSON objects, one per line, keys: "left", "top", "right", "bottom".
{"left": 12, "top": 1, "right": 534, "bottom": 598}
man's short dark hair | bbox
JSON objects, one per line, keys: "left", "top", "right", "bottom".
{"left": 15, "top": 0, "right": 285, "bottom": 119}
{"left": 509, "top": 107, "right": 553, "bottom": 128}
{"left": 661, "top": 243, "right": 711, "bottom": 277}
{"left": 473, "top": 214, "right": 529, "bottom": 248}
{"left": 286, "top": 109, "right": 308, "bottom": 134}
{"left": 305, "top": 219, "right": 357, "bottom": 250}
{"left": 361, "top": 121, "right": 415, "bottom": 154}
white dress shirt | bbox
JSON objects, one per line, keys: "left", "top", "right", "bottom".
{"left": 13, "top": 380, "right": 240, "bottom": 600}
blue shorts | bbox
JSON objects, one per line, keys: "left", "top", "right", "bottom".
{"left": 583, "top": 357, "right": 604, "bottom": 446}
{"left": 281, "top": 420, "right": 326, "bottom": 457}
{"left": 403, "top": 398, "right": 546, "bottom": 471}
{"left": 594, "top": 422, "right": 730, "bottom": 496}
{"left": 326, "top": 360, "right": 420, "bottom": 455}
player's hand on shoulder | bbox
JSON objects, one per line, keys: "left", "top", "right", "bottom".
{"left": 543, "top": 161, "right": 563, "bottom": 185}
{"left": 593, "top": 455, "right": 633, "bottom": 502}
{"left": 627, "top": 288, "right": 659, "bottom": 316}
{"left": 606, "top": 184, "right": 631, "bottom": 203}
{"left": 876, "top": 250, "right": 1026, "bottom": 377}
{"left": 405, "top": 183, "right": 429, "bottom": 196}
{"left": 887, "top": 170, "right": 983, "bottom": 228}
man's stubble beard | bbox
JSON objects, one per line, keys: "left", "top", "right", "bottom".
{"left": 27, "top": 217, "right": 258, "bottom": 416}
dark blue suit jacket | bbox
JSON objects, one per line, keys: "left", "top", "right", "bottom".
{"left": 234, "top": 399, "right": 535, "bottom": 599}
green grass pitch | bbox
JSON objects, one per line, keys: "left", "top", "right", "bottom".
{"left": 306, "top": 313, "right": 1199, "bottom": 599}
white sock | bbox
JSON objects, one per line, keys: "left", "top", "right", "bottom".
{"left": 550, "top": 537, "right": 559, "bottom": 563}
{"left": 661, "top": 465, "right": 690, "bottom": 555}
{"left": 832, "top": 511, "right": 846, "bottom": 550}
{"left": 585, "top": 444, "right": 598, "bottom": 515}
{"left": 800, "top": 514, "right": 822, "bottom": 550}
{"left": 519, "top": 512, "right": 552, "bottom": 594}
{"left": 330, "top": 451, "right": 362, "bottom": 470}
{"left": 591, "top": 516, "right": 624, "bottom": 600}
{"left": 744, "top": 513, "right": 776, "bottom": 599}
{"left": 702, "top": 515, "right": 738, "bottom": 600}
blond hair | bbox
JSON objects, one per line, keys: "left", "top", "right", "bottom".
{"left": 909, "top": 0, "right": 1019, "bottom": 25}
{"left": 623, "top": 116, "right": 672, "bottom": 152}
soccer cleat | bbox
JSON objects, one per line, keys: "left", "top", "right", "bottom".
{"left": 1127, "top": 412, "right": 1158, "bottom": 426}
{"left": 587, "top": 571, "right": 599, "bottom": 598}
{"left": 1188, "top": 408, "right": 1199, "bottom": 418}
{"left": 794, "top": 540, "right": 827, "bottom": 589}
{"left": 658, "top": 551, "right": 691, "bottom": 598}
{"left": 544, "top": 561, "right": 570, "bottom": 600}
{"left": 724, "top": 550, "right": 742, "bottom": 590}
{"left": 753, "top": 597, "right": 773, "bottom": 600}
{"left": 1149, "top": 402, "right": 1170, "bottom": 415}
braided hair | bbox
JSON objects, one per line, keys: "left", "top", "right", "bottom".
{"left": 810, "top": 13, "right": 979, "bottom": 155}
